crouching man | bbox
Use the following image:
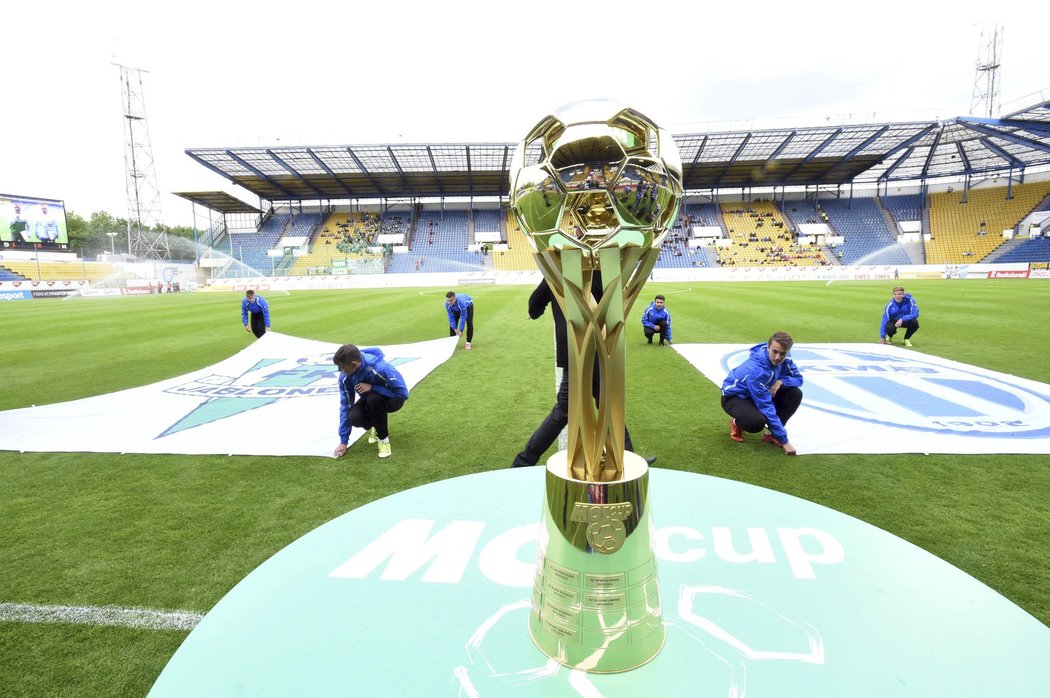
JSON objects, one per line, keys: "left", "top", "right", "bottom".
{"left": 333, "top": 344, "right": 409, "bottom": 459}
{"left": 720, "top": 331, "right": 803, "bottom": 456}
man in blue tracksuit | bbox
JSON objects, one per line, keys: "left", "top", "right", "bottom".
{"left": 241, "top": 290, "right": 271, "bottom": 338}
{"left": 721, "top": 331, "right": 804, "bottom": 456}
{"left": 332, "top": 344, "right": 409, "bottom": 459}
{"left": 879, "top": 286, "right": 920, "bottom": 347}
{"left": 445, "top": 291, "right": 475, "bottom": 349}
{"left": 641, "top": 294, "right": 672, "bottom": 346}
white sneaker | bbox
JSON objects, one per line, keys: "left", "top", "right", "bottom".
{"left": 378, "top": 439, "right": 391, "bottom": 458}
{"left": 367, "top": 427, "right": 378, "bottom": 444}
{"left": 465, "top": 342, "right": 472, "bottom": 350}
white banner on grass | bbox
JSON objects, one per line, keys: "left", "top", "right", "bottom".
{"left": 0, "top": 333, "right": 459, "bottom": 458}
{"left": 674, "top": 343, "right": 1050, "bottom": 455}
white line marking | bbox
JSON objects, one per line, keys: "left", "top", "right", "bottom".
{"left": 0, "top": 602, "right": 203, "bottom": 631}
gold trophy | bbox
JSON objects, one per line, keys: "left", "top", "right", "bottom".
{"left": 509, "top": 101, "right": 683, "bottom": 672}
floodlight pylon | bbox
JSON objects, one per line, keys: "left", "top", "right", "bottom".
{"left": 970, "top": 25, "right": 1003, "bottom": 119}
{"left": 116, "top": 63, "right": 169, "bottom": 260}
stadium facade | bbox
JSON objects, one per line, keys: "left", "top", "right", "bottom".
{"left": 3, "top": 99, "right": 1050, "bottom": 290}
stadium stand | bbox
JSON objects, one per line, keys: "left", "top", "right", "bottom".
{"left": 882, "top": 193, "right": 924, "bottom": 223}
{"left": 225, "top": 213, "right": 289, "bottom": 276}
{"left": 290, "top": 212, "right": 348, "bottom": 274}
{"left": 663, "top": 202, "right": 722, "bottom": 268}
{"left": 380, "top": 210, "right": 411, "bottom": 240}
{"left": 654, "top": 240, "right": 711, "bottom": 268}
{"left": 216, "top": 211, "right": 324, "bottom": 277}
{"left": 654, "top": 243, "right": 689, "bottom": 268}
{"left": 988, "top": 236, "right": 1050, "bottom": 263}
{"left": 24, "top": 183, "right": 1039, "bottom": 280}
{"left": 492, "top": 211, "right": 535, "bottom": 271}
{"left": 289, "top": 212, "right": 383, "bottom": 275}
{"left": 0, "top": 265, "right": 29, "bottom": 281}
{"left": 274, "top": 212, "right": 322, "bottom": 273}
{"left": 926, "top": 181, "right": 1050, "bottom": 264}
{"left": 0, "top": 260, "right": 136, "bottom": 284}
{"left": 386, "top": 210, "right": 484, "bottom": 273}
{"left": 718, "top": 201, "right": 829, "bottom": 267}
{"left": 680, "top": 202, "right": 722, "bottom": 228}
{"left": 654, "top": 223, "right": 700, "bottom": 268}
{"left": 820, "top": 198, "right": 911, "bottom": 265}
{"left": 178, "top": 100, "right": 1050, "bottom": 278}
{"left": 472, "top": 209, "right": 503, "bottom": 238}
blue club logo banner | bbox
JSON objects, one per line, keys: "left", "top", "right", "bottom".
{"left": 0, "top": 333, "right": 459, "bottom": 457}
{"left": 675, "top": 343, "right": 1050, "bottom": 455}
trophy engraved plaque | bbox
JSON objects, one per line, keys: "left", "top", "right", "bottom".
{"left": 510, "top": 100, "right": 683, "bottom": 672}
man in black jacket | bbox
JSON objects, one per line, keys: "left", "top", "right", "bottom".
{"left": 511, "top": 276, "right": 652, "bottom": 468}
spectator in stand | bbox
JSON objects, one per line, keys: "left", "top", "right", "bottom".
{"left": 879, "top": 286, "right": 920, "bottom": 347}
{"left": 721, "top": 331, "right": 803, "bottom": 456}
{"left": 445, "top": 291, "right": 475, "bottom": 350}
{"left": 241, "top": 289, "right": 271, "bottom": 338}
{"left": 641, "top": 294, "right": 672, "bottom": 346}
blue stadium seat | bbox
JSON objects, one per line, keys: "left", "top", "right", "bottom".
{"left": 882, "top": 194, "right": 923, "bottom": 222}
{"left": 387, "top": 211, "right": 484, "bottom": 273}
{"left": 993, "top": 237, "right": 1050, "bottom": 263}
{"left": 0, "top": 266, "right": 29, "bottom": 282}
{"left": 809, "top": 199, "right": 910, "bottom": 265}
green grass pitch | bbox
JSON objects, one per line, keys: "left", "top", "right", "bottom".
{"left": 1, "top": 278, "right": 1048, "bottom": 695}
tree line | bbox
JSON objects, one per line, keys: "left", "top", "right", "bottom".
{"left": 65, "top": 210, "right": 198, "bottom": 256}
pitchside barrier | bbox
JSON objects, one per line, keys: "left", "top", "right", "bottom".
{"left": 192, "top": 262, "right": 1042, "bottom": 292}
{"left": 0, "top": 263, "right": 1045, "bottom": 298}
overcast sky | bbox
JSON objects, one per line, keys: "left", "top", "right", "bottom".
{"left": 4, "top": 1, "right": 1046, "bottom": 226}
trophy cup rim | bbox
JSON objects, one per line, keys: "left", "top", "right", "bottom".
{"left": 545, "top": 450, "right": 650, "bottom": 484}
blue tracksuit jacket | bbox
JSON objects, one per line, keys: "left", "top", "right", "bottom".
{"left": 338, "top": 347, "right": 409, "bottom": 443}
{"left": 879, "top": 294, "right": 919, "bottom": 337}
{"left": 241, "top": 295, "right": 271, "bottom": 326}
{"left": 720, "top": 343, "right": 804, "bottom": 443}
{"left": 641, "top": 302, "right": 672, "bottom": 341}
{"left": 446, "top": 294, "right": 473, "bottom": 331}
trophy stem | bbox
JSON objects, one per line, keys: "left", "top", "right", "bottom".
{"left": 535, "top": 247, "right": 659, "bottom": 482}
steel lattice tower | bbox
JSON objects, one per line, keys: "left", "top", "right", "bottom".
{"left": 116, "top": 63, "right": 169, "bottom": 259}
{"left": 970, "top": 25, "right": 1003, "bottom": 119}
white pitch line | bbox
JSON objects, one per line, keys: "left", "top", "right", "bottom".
{"left": 0, "top": 602, "right": 203, "bottom": 631}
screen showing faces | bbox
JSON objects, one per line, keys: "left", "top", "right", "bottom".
{"left": 1, "top": 194, "right": 68, "bottom": 249}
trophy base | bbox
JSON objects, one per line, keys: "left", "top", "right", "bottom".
{"left": 528, "top": 451, "right": 664, "bottom": 673}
